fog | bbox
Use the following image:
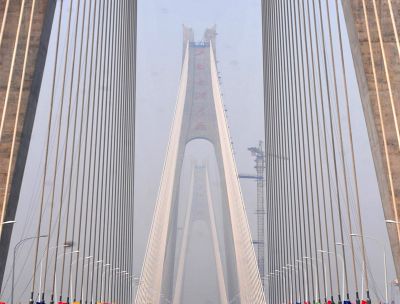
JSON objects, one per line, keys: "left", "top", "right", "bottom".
{"left": 133, "top": 1, "right": 265, "bottom": 300}
{"left": 0, "top": 0, "right": 398, "bottom": 303}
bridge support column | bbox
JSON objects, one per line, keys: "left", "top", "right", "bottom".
{"left": 342, "top": 0, "right": 400, "bottom": 281}
{"left": 0, "top": 0, "right": 56, "bottom": 288}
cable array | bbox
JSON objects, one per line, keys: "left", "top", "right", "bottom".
{"left": 1, "top": 0, "right": 398, "bottom": 303}
{"left": 261, "top": 1, "right": 378, "bottom": 303}
{"left": 0, "top": 0, "right": 136, "bottom": 303}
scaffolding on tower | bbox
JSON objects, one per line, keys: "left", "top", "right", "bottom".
{"left": 239, "top": 141, "right": 266, "bottom": 288}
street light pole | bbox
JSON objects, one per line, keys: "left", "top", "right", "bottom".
{"left": 275, "top": 270, "right": 284, "bottom": 304}
{"left": 100, "top": 263, "right": 111, "bottom": 302}
{"left": 133, "top": 276, "right": 141, "bottom": 303}
{"left": 69, "top": 256, "right": 92, "bottom": 302}
{"left": 88, "top": 260, "right": 102, "bottom": 303}
{"left": 296, "top": 259, "right": 309, "bottom": 303}
{"left": 318, "top": 250, "right": 345, "bottom": 303}
{"left": 123, "top": 273, "right": 135, "bottom": 304}
{"left": 1, "top": 220, "right": 16, "bottom": 225}
{"left": 80, "top": 256, "right": 96, "bottom": 303}
{"left": 351, "top": 233, "right": 388, "bottom": 304}
{"left": 108, "top": 267, "right": 119, "bottom": 303}
{"left": 38, "top": 243, "right": 73, "bottom": 300}
{"left": 303, "top": 256, "right": 321, "bottom": 302}
{"left": 287, "top": 264, "right": 300, "bottom": 303}
{"left": 52, "top": 250, "right": 79, "bottom": 301}
{"left": 282, "top": 264, "right": 296, "bottom": 303}
{"left": 336, "top": 242, "right": 355, "bottom": 302}
{"left": 12, "top": 235, "right": 48, "bottom": 304}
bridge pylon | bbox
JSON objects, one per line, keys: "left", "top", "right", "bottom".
{"left": 135, "top": 27, "right": 265, "bottom": 304}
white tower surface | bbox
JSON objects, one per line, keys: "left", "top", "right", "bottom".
{"left": 135, "top": 27, "right": 265, "bottom": 304}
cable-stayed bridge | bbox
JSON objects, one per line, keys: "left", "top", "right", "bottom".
{"left": 172, "top": 164, "right": 228, "bottom": 304}
{"left": 0, "top": 0, "right": 398, "bottom": 304}
{"left": 135, "top": 27, "right": 265, "bottom": 304}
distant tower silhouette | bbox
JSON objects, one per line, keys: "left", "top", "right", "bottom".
{"left": 135, "top": 26, "right": 265, "bottom": 304}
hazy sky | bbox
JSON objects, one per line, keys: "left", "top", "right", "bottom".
{"left": 0, "top": 0, "right": 397, "bottom": 302}
{"left": 133, "top": 0, "right": 396, "bottom": 301}
{"left": 133, "top": 0, "right": 265, "bottom": 278}
{"left": 133, "top": 1, "right": 266, "bottom": 302}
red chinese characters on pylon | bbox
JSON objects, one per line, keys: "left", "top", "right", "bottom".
{"left": 196, "top": 63, "right": 205, "bottom": 70}
{"left": 196, "top": 106, "right": 207, "bottom": 116}
{"left": 193, "top": 122, "right": 207, "bottom": 131}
